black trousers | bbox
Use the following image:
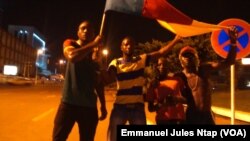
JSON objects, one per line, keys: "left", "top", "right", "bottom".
{"left": 185, "top": 108, "right": 215, "bottom": 125}
{"left": 52, "top": 102, "right": 98, "bottom": 141}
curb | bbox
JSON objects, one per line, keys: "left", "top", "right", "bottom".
{"left": 212, "top": 106, "right": 250, "bottom": 123}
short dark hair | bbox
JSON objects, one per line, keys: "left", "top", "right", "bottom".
{"left": 122, "top": 36, "right": 136, "bottom": 44}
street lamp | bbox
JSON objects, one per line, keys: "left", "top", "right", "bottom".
{"left": 102, "top": 48, "right": 109, "bottom": 69}
{"left": 35, "top": 49, "right": 43, "bottom": 84}
{"left": 59, "top": 59, "right": 66, "bottom": 75}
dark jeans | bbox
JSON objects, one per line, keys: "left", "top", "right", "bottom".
{"left": 52, "top": 102, "right": 98, "bottom": 141}
{"left": 107, "top": 103, "right": 146, "bottom": 141}
{"left": 185, "top": 108, "right": 215, "bottom": 125}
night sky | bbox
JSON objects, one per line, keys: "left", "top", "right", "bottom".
{"left": 1, "top": 0, "right": 250, "bottom": 68}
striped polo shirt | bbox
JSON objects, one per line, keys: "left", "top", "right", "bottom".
{"left": 109, "top": 54, "right": 150, "bottom": 104}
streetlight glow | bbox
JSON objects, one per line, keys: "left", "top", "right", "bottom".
{"left": 102, "top": 49, "right": 108, "bottom": 56}
{"left": 35, "top": 49, "right": 44, "bottom": 84}
{"left": 102, "top": 49, "right": 109, "bottom": 69}
{"left": 58, "top": 59, "right": 66, "bottom": 75}
{"left": 36, "top": 49, "right": 44, "bottom": 66}
{"left": 59, "top": 59, "right": 66, "bottom": 65}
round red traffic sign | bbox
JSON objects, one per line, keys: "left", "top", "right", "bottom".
{"left": 211, "top": 18, "right": 250, "bottom": 60}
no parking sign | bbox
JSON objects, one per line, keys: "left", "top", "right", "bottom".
{"left": 211, "top": 18, "right": 250, "bottom": 60}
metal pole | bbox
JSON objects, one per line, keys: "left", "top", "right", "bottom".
{"left": 105, "top": 55, "right": 108, "bottom": 69}
{"left": 35, "top": 49, "right": 43, "bottom": 85}
{"left": 230, "top": 64, "right": 235, "bottom": 124}
{"left": 28, "top": 63, "right": 30, "bottom": 77}
{"left": 23, "top": 63, "right": 26, "bottom": 77}
{"left": 35, "top": 66, "right": 38, "bottom": 85}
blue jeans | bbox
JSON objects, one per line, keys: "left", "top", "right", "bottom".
{"left": 107, "top": 103, "right": 146, "bottom": 141}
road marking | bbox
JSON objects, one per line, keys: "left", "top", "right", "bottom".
{"left": 32, "top": 108, "right": 55, "bottom": 122}
{"left": 212, "top": 106, "right": 250, "bottom": 123}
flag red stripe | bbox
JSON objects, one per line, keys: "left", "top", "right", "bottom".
{"left": 142, "top": 0, "right": 193, "bottom": 25}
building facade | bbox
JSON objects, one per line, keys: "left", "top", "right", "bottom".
{"left": 0, "top": 28, "right": 36, "bottom": 77}
{"left": 8, "top": 25, "right": 51, "bottom": 76}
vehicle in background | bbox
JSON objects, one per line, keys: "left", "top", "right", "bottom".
{"left": 237, "top": 65, "right": 250, "bottom": 90}
{"left": 0, "top": 74, "right": 33, "bottom": 85}
{"left": 50, "top": 74, "right": 64, "bottom": 82}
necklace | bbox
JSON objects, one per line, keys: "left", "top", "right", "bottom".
{"left": 183, "top": 71, "right": 199, "bottom": 90}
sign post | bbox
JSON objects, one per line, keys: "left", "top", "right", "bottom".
{"left": 211, "top": 18, "right": 250, "bottom": 124}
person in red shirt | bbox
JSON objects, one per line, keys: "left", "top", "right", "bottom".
{"left": 146, "top": 57, "right": 186, "bottom": 125}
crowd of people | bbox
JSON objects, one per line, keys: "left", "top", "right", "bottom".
{"left": 52, "top": 20, "right": 238, "bottom": 141}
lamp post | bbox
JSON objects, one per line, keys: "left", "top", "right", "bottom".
{"left": 102, "top": 48, "right": 109, "bottom": 69}
{"left": 59, "top": 59, "right": 66, "bottom": 75}
{"left": 35, "top": 49, "right": 43, "bottom": 85}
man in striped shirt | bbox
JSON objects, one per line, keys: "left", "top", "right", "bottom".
{"left": 103, "top": 35, "right": 180, "bottom": 141}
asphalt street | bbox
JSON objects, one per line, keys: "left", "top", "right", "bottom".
{"left": 0, "top": 84, "right": 249, "bottom": 141}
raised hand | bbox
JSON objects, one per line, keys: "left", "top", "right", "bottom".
{"left": 228, "top": 26, "right": 238, "bottom": 44}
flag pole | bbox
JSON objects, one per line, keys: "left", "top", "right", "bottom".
{"left": 99, "top": 13, "right": 106, "bottom": 35}
{"left": 96, "top": 13, "right": 107, "bottom": 69}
